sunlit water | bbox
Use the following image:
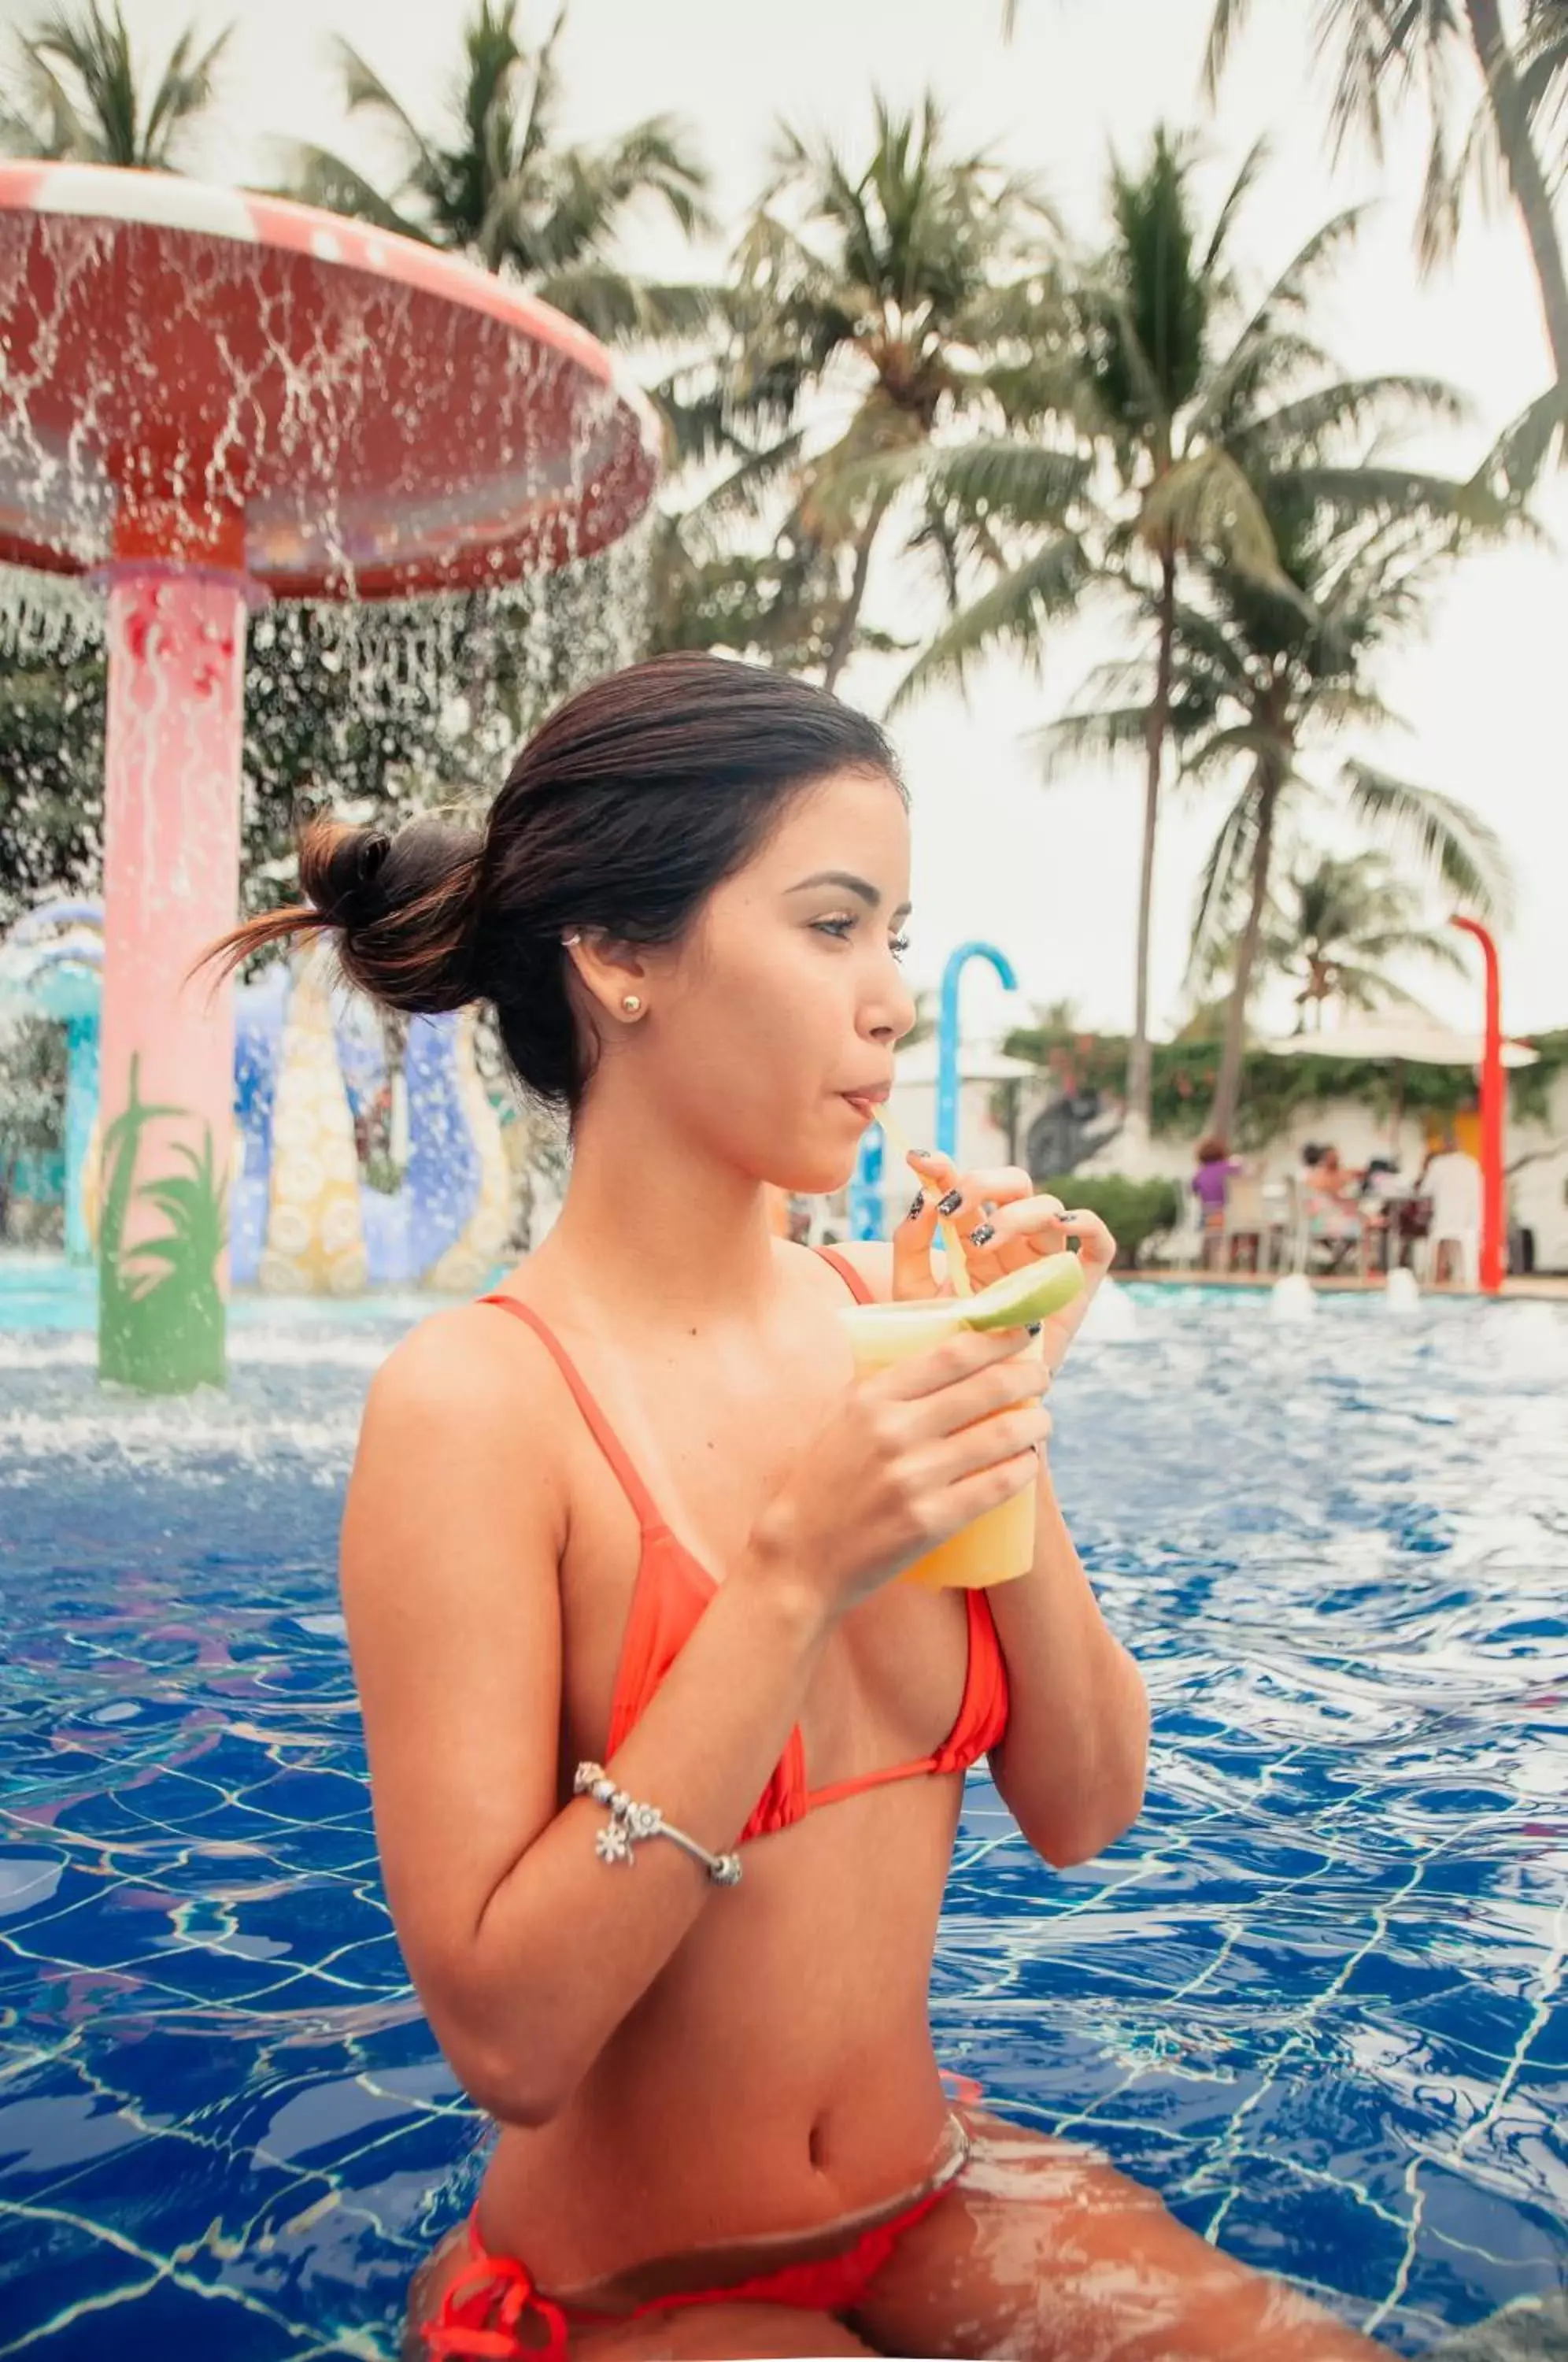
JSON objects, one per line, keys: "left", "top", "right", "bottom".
{"left": 1, "top": 1262, "right": 1563, "bottom": 2357}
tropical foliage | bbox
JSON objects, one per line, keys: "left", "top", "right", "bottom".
{"left": 1063, "top": 472, "right": 1514, "bottom": 1135}
{"left": 888, "top": 126, "right": 1487, "bottom": 1134}
{"left": 1190, "top": 846, "right": 1469, "bottom": 1028}
{"left": 0, "top": 0, "right": 230, "bottom": 169}
{"left": 0, "top": 1, "right": 1559, "bottom": 1161}
{"left": 650, "top": 94, "right": 1070, "bottom": 683}
{"left": 1204, "top": 0, "right": 1568, "bottom": 492}
{"left": 284, "top": 0, "right": 713, "bottom": 340}
{"left": 97, "top": 1055, "right": 226, "bottom": 1390}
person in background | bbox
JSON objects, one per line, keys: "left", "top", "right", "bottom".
{"left": 1191, "top": 1136, "right": 1241, "bottom": 1268}
{"left": 1300, "top": 1141, "right": 1368, "bottom": 1273}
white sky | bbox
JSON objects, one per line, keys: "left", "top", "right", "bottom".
{"left": 69, "top": 0, "right": 1568, "bottom": 1038}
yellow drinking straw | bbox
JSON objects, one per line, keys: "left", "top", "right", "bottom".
{"left": 873, "top": 1101, "right": 973, "bottom": 1297}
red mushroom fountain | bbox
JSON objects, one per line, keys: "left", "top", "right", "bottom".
{"left": 0, "top": 162, "right": 658, "bottom": 1392}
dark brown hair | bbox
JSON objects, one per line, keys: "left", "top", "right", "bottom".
{"left": 197, "top": 652, "right": 903, "bottom": 1116}
{"left": 1195, "top": 1135, "right": 1230, "bottom": 1164}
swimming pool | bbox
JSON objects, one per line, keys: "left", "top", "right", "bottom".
{"left": 2, "top": 1264, "right": 1563, "bottom": 2357}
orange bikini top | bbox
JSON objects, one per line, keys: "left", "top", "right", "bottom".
{"left": 477, "top": 1246, "right": 1010, "bottom": 1845}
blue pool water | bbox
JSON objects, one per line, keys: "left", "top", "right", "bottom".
{"left": 1, "top": 1262, "right": 1564, "bottom": 2357}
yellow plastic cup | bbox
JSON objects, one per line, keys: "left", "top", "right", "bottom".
{"left": 841, "top": 1301, "right": 1043, "bottom": 1590}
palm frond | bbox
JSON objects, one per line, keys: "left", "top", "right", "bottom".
{"left": 1163, "top": 596, "right": 1259, "bottom": 698}
{"left": 1185, "top": 775, "right": 1263, "bottom": 987}
{"left": 1466, "top": 374, "right": 1568, "bottom": 505}
{"left": 1200, "top": 0, "right": 1256, "bottom": 106}
{"left": 582, "top": 113, "right": 716, "bottom": 242}
{"left": 836, "top": 435, "right": 1091, "bottom": 542}
{"left": 1026, "top": 701, "right": 1152, "bottom": 784}
{"left": 278, "top": 143, "right": 425, "bottom": 238}
{"left": 887, "top": 535, "right": 1089, "bottom": 712}
{"left": 534, "top": 268, "right": 724, "bottom": 344}
{"left": 513, "top": 0, "right": 568, "bottom": 177}
{"left": 1284, "top": 461, "right": 1500, "bottom": 533}
{"left": 672, "top": 430, "right": 808, "bottom": 550}
{"left": 331, "top": 35, "right": 443, "bottom": 186}
{"left": 142, "top": 20, "right": 231, "bottom": 163}
{"left": 1200, "top": 131, "right": 1270, "bottom": 276}
{"left": 1141, "top": 446, "right": 1314, "bottom": 617}
{"left": 1343, "top": 757, "right": 1515, "bottom": 923}
{"left": 1238, "top": 372, "right": 1470, "bottom": 463}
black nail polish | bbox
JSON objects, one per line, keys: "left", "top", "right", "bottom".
{"left": 969, "top": 1222, "right": 996, "bottom": 1247}
{"left": 906, "top": 1189, "right": 926, "bottom": 1222}
{"left": 937, "top": 1189, "right": 963, "bottom": 1216}
{"left": 1026, "top": 1321, "right": 1043, "bottom": 1338}
{"left": 911, "top": 1147, "right": 933, "bottom": 1159}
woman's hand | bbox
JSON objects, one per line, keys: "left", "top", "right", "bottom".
{"left": 893, "top": 1150, "right": 1116, "bottom": 1375}
{"left": 749, "top": 1327, "right": 1052, "bottom": 1620}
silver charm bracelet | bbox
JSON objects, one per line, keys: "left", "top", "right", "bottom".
{"left": 573, "top": 1762, "right": 742, "bottom": 1886}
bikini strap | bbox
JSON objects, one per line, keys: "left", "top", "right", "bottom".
{"left": 475, "top": 1294, "right": 662, "bottom": 1534}
{"left": 812, "top": 1242, "right": 875, "bottom": 1305}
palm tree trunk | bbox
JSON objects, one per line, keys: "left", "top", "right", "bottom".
{"left": 1126, "top": 541, "right": 1176, "bottom": 1134}
{"left": 823, "top": 494, "right": 891, "bottom": 692}
{"left": 1208, "top": 764, "right": 1279, "bottom": 1140}
{"left": 1465, "top": 0, "right": 1568, "bottom": 379}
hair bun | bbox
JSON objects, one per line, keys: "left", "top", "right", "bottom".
{"left": 355, "top": 830, "right": 392, "bottom": 890}
{"left": 300, "top": 823, "right": 392, "bottom": 935}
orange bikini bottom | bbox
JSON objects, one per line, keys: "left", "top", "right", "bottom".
{"left": 418, "top": 2120, "right": 972, "bottom": 2360}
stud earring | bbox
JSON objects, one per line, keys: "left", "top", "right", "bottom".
{"left": 620, "top": 993, "right": 643, "bottom": 1016}
{"left": 561, "top": 931, "right": 582, "bottom": 947}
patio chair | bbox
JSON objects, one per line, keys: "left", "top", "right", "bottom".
{"left": 1221, "top": 1174, "right": 1267, "bottom": 1272}
{"left": 1277, "top": 1172, "right": 1312, "bottom": 1273}
{"left": 1260, "top": 1179, "right": 1293, "bottom": 1273}
{"left": 1159, "top": 1187, "right": 1207, "bottom": 1272}
{"left": 1417, "top": 1151, "right": 1483, "bottom": 1287}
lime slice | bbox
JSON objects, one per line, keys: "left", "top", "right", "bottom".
{"left": 958, "top": 1252, "right": 1085, "bottom": 1331}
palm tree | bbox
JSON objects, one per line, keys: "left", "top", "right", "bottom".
{"left": 1204, "top": 0, "right": 1568, "bottom": 486}
{"left": 0, "top": 0, "right": 230, "bottom": 170}
{"left": 286, "top": 2, "right": 712, "bottom": 342}
{"left": 1190, "top": 845, "right": 1470, "bottom": 1029}
{"left": 1153, "top": 488, "right": 1513, "bottom": 1135}
{"left": 889, "top": 131, "right": 1451, "bottom": 1136}
{"left": 706, "top": 93, "right": 1067, "bottom": 692}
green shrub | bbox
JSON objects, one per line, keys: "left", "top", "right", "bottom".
{"left": 1037, "top": 1174, "right": 1182, "bottom": 1270}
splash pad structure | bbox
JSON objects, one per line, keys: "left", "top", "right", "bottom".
{"left": 0, "top": 162, "right": 658, "bottom": 1392}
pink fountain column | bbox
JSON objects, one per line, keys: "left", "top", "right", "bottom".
{"left": 97, "top": 556, "right": 246, "bottom": 1390}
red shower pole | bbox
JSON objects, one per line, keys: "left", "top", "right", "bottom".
{"left": 1449, "top": 916, "right": 1504, "bottom": 1294}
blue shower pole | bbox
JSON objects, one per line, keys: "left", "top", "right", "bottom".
{"left": 849, "top": 1124, "right": 884, "bottom": 1240}
{"left": 936, "top": 942, "right": 1018, "bottom": 1161}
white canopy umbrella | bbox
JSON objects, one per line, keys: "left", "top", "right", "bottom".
{"left": 1263, "top": 1020, "right": 1537, "bottom": 1069}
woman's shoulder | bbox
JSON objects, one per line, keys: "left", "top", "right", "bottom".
{"left": 801, "top": 1238, "right": 896, "bottom": 1302}
{"left": 348, "top": 1298, "right": 575, "bottom": 1588}
{"left": 363, "top": 1294, "right": 575, "bottom": 1465}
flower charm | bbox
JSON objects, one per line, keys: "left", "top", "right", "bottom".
{"left": 594, "top": 1821, "right": 633, "bottom": 1865}
{"left": 624, "top": 1801, "right": 663, "bottom": 1840}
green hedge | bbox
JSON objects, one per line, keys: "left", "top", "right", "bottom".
{"left": 1037, "top": 1174, "right": 1182, "bottom": 1270}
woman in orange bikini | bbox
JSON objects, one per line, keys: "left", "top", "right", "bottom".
{"left": 206, "top": 654, "right": 1388, "bottom": 2359}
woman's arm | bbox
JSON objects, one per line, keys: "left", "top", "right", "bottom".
{"left": 342, "top": 1309, "right": 834, "bottom": 2128}
{"left": 982, "top": 1466, "right": 1148, "bottom": 1868}
{"left": 828, "top": 1225, "right": 1147, "bottom": 1865}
